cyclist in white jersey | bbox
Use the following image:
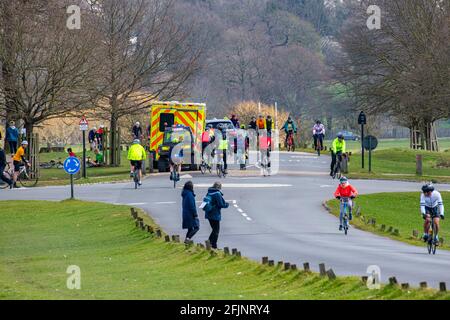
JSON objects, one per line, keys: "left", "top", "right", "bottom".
{"left": 420, "top": 184, "right": 445, "bottom": 245}
{"left": 312, "top": 120, "right": 326, "bottom": 151}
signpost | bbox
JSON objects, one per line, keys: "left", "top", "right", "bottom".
{"left": 79, "top": 117, "right": 88, "bottom": 178}
{"left": 358, "top": 111, "right": 367, "bottom": 169}
{"left": 363, "top": 135, "right": 378, "bottom": 173}
{"left": 64, "top": 156, "right": 81, "bottom": 199}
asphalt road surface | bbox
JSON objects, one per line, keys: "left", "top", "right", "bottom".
{"left": 2, "top": 151, "right": 450, "bottom": 288}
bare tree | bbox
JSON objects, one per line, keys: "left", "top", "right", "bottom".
{"left": 335, "top": 0, "right": 450, "bottom": 150}
{"left": 89, "top": 0, "right": 203, "bottom": 165}
{"left": 0, "top": 0, "right": 97, "bottom": 140}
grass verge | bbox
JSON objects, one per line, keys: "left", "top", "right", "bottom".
{"left": 325, "top": 192, "right": 450, "bottom": 250}
{"left": 1, "top": 200, "right": 449, "bottom": 300}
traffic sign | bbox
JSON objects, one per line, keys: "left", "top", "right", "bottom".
{"left": 358, "top": 111, "right": 367, "bottom": 125}
{"left": 79, "top": 117, "right": 89, "bottom": 131}
{"left": 64, "top": 156, "right": 81, "bottom": 175}
{"left": 363, "top": 135, "right": 378, "bottom": 151}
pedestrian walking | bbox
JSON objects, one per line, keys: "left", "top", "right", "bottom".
{"left": 88, "top": 127, "right": 97, "bottom": 151}
{"left": 182, "top": 181, "right": 199, "bottom": 243}
{"left": 202, "top": 182, "right": 229, "bottom": 249}
{"left": 5, "top": 121, "right": 19, "bottom": 155}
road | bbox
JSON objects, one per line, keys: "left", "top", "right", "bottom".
{"left": 1, "top": 151, "right": 450, "bottom": 288}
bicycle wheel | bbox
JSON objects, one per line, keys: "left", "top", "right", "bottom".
{"left": 427, "top": 239, "right": 433, "bottom": 254}
{"left": 344, "top": 216, "right": 349, "bottom": 235}
{"left": 317, "top": 142, "right": 321, "bottom": 156}
{"left": 19, "top": 168, "right": 39, "bottom": 188}
{"left": 200, "top": 162, "right": 206, "bottom": 175}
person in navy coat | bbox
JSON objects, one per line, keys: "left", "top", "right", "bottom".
{"left": 182, "top": 181, "right": 199, "bottom": 242}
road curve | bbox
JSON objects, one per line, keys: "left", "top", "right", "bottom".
{"left": 1, "top": 151, "right": 449, "bottom": 289}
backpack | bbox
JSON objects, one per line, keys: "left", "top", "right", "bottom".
{"left": 200, "top": 193, "right": 216, "bottom": 212}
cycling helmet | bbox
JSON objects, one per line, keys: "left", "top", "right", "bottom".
{"left": 337, "top": 133, "right": 344, "bottom": 140}
{"left": 132, "top": 139, "right": 140, "bottom": 144}
{"left": 21, "top": 140, "right": 29, "bottom": 146}
{"left": 422, "top": 183, "right": 435, "bottom": 193}
{"left": 339, "top": 176, "right": 348, "bottom": 184}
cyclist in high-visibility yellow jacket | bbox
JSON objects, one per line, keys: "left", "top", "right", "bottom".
{"left": 330, "top": 134, "right": 346, "bottom": 176}
{"left": 128, "top": 139, "right": 147, "bottom": 186}
{"left": 217, "top": 126, "right": 229, "bottom": 173}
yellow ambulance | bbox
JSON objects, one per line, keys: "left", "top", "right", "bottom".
{"left": 149, "top": 101, "right": 206, "bottom": 171}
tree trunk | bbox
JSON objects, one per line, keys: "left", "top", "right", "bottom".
{"left": 110, "top": 114, "right": 118, "bottom": 166}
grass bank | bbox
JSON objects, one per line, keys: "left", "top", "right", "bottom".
{"left": 326, "top": 192, "right": 450, "bottom": 250}
{"left": 1, "top": 200, "right": 449, "bottom": 300}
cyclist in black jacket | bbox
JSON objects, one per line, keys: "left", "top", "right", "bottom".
{"left": 0, "top": 146, "right": 13, "bottom": 188}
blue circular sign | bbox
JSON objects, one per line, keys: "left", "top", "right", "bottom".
{"left": 64, "top": 157, "right": 81, "bottom": 175}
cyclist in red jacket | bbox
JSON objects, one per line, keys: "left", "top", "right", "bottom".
{"left": 334, "top": 177, "right": 358, "bottom": 231}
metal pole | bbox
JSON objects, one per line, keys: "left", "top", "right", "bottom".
{"left": 361, "top": 124, "right": 365, "bottom": 169}
{"left": 368, "top": 138, "right": 372, "bottom": 173}
{"left": 82, "top": 130, "right": 86, "bottom": 178}
{"left": 70, "top": 174, "right": 74, "bottom": 199}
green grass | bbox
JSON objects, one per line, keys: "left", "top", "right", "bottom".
{"left": 1, "top": 201, "right": 448, "bottom": 300}
{"left": 37, "top": 149, "right": 132, "bottom": 186}
{"left": 326, "top": 192, "right": 450, "bottom": 250}
{"left": 324, "top": 138, "right": 450, "bottom": 153}
{"left": 345, "top": 148, "right": 450, "bottom": 183}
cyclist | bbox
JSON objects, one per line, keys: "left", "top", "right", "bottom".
{"left": 201, "top": 127, "right": 212, "bottom": 160}
{"left": 421, "top": 183, "right": 445, "bottom": 245}
{"left": 330, "top": 133, "right": 346, "bottom": 176}
{"left": 127, "top": 139, "right": 147, "bottom": 186}
{"left": 259, "top": 133, "right": 271, "bottom": 172}
{"left": 12, "top": 140, "right": 30, "bottom": 188}
{"left": 0, "top": 145, "right": 13, "bottom": 189}
{"left": 282, "top": 116, "right": 297, "bottom": 148}
{"left": 217, "top": 125, "right": 228, "bottom": 174}
{"left": 334, "top": 176, "right": 358, "bottom": 231}
{"left": 313, "top": 120, "right": 325, "bottom": 151}
{"left": 169, "top": 136, "right": 184, "bottom": 181}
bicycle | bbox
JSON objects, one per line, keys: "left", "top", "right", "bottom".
{"left": 332, "top": 153, "right": 343, "bottom": 180}
{"left": 286, "top": 131, "right": 295, "bottom": 152}
{"left": 1, "top": 162, "right": 39, "bottom": 188}
{"left": 315, "top": 134, "right": 323, "bottom": 156}
{"left": 132, "top": 166, "right": 140, "bottom": 189}
{"left": 200, "top": 152, "right": 212, "bottom": 175}
{"left": 216, "top": 151, "right": 227, "bottom": 178}
{"left": 426, "top": 217, "right": 438, "bottom": 255}
{"left": 260, "top": 149, "right": 271, "bottom": 177}
{"left": 340, "top": 197, "right": 352, "bottom": 235}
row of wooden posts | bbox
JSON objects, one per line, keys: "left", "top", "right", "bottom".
{"left": 130, "top": 207, "right": 447, "bottom": 292}
{"left": 354, "top": 206, "right": 445, "bottom": 245}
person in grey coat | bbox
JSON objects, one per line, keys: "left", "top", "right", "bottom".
{"left": 182, "top": 181, "right": 199, "bottom": 242}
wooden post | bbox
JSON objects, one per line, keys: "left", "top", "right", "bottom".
{"left": 268, "top": 260, "right": 274, "bottom": 266}
{"left": 361, "top": 276, "right": 368, "bottom": 283}
{"left": 389, "top": 277, "right": 398, "bottom": 286}
{"left": 401, "top": 283, "right": 409, "bottom": 290}
{"left": 224, "top": 247, "right": 230, "bottom": 255}
{"left": 262, "top": 257, "right": 269, "bottom": 265}
{"left": 303, "top": 262, "right": 310, "bottom": 272}
{"left": 416, "top": 154, "right": 423, "bottom": 176}
{"left": 232, "top": 248, "right": 238, "bottom": 255}
{"left": 290, "top": 264, "right": 297, "bottom": 271}
{"left": 393, "top": 229, "right": 399, "bottom": 236}
{"left": 319, "top": 263, "right": 326, "bottom": 276}
{"left": 440, "top": 282, "right": 447, "bottom": 292}
{"left": 284, "top": 262, "right": 291, "bottom": 271}
{"left": 236, "top": 251, "right": 241, "bottom": 258}
{"left": 277, "top": 261, "right": 283, "bottom": 267}
{"left": 420, "top": 282, "right": 428, "bottom": 289}
{"left": 387, "top": 226, "right": 393, "bottom": 233}
{"left": 164, "top": 235, "right": 170, "bottom": 242}
{"left": 327, "top": 269, "right": 336, "bottom": 280}
{"left": 156, "top": 230, "right": 162, "bottom": 238}
{"left": 380, "top": 225, "right": 386, "bottom": 232}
